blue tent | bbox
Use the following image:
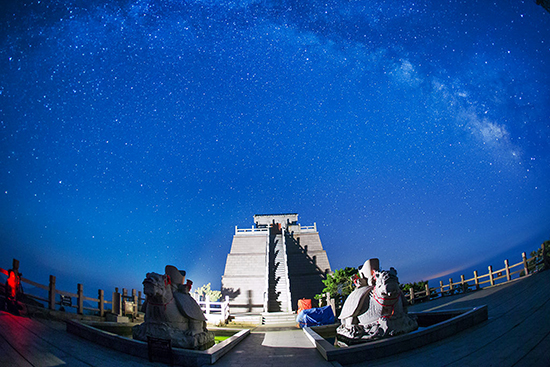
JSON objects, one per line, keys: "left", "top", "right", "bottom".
{"left": 296, "top": 306, "right": 335, "bottom": 328}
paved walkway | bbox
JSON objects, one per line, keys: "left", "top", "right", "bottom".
{"left": 1, "top": 270, "right": 549, "bottom": 366}
{"left": 214, "top": 328, "right": 335, "bottom": 367}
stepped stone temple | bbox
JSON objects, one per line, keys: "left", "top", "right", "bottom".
{"left": 221, "top": 213, "right": 331, "bottom": 314}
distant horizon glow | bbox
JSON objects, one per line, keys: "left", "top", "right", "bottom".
{"left": 1, "top": 0, "right": 549, "bottom": 297}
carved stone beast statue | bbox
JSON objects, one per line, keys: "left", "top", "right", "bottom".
{"left": 132, "top": 271, "right": 214, "bottom": 349}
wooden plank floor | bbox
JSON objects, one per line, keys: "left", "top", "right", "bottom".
{"left": 1, "top": 269, "right": 549, "bottom": 366}
{"left": 0, "top": 310, "right": 165, "bottom": 367}
{"left": 346, "top": 269, "right": 550, "bottom": 367}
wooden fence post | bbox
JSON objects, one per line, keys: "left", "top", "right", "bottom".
{"left": 113, "top": 288, "right": 121, "bottom": 316}
{"left": 409, "top": 287, "right": 415, "bottom": 304}
{"left": 132, "top": 289, "right": 138, "bottom": 317}
{"left": 461, "top": 275, "right": 467, "bottom": 293}
{"left": 77, "top": 283, "right": 84, "bottom": 315}
{"left": 522, "top": 252, "right": 529, "bottom": 276}
{"left": 504, "top": 259, "right": 511, "bottom": 281}
{"left": 543, "top": 243, "right": 550, "bottom": 269}
{"left": 439, "top": 280, "right": 444, "bottom": 296}
{"left": 488, "top": 266, "right": 494, "bottom": 286}
{"left": 425, "top": 283, "right": 430, "bottom": 300}
{"left": 12, "top": 259, "right": 20, "bottom": 274}
{"left": 449, "top": 278, "right": 454, "bottom": 293}
{"left": 122, "top": 288, "right": 128, "bottom": 315}
{"left": 98, "top": 289, "right": 105, "bottom": 317}
{"left": 474, "top": 270, "right": 479, "bottom": 290}
{"left": 49, "top": 275, "right": 56, "bottom": 310}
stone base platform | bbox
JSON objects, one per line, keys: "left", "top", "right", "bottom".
{"left": 66, "top": 320, "right": 249, "bottom": 366}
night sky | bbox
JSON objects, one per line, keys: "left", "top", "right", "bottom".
{"left": 1, "top": 0, "right": 549, "bottom": 295}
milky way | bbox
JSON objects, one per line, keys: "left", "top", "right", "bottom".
{"left": 1, "top": 0, "right": 549, "bottom": 292}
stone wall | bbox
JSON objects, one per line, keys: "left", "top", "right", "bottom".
{"left": 285, "top": 231, "right": 331, "bottom": 309}
{"left": 221, "top": 234, "right": 267, "bottom": 313}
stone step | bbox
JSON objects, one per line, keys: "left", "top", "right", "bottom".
{"left": 269, "top": 235, "right": 292, "bottom": 314}
{"left": 267, "top": 302, "right": 290, "bottom": 311}
{"left": 261, "top": 312, "right": 296, "bottom": 325}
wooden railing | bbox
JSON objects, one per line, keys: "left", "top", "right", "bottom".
{"left": 2, "top": 258, "right": 231, "bottom": 322}
{"left": 0, "top": 259, "right": 144, "bottom": 317}
{"left": 405, "top": 243, "right": 549, "bottom": 304}
{"left": 320, "top": 243, "right": 549, "bottom": 315}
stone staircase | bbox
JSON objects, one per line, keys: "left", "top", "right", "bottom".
{"left": 267, "top": 233, "right": 292, "bottom": 312}
{"left": 261, "top": 311, "right": 296, "bottom": 326}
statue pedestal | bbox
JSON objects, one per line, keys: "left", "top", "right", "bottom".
{"left": 106, "top": 314, "right": 130, "bottom": 323}
{"left": 133, "top": 322, "right": 214, "bottom": 350}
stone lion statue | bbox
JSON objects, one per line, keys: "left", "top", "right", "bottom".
{"left": 336, "top": 259, "right": 418, "bottom": 345}
{"left": 132, "top": 267, "right": 214, "bottom": 349}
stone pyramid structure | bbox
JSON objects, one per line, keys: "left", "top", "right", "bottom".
{"left": 221, "top": 214, "right": 331, "bottom": 314}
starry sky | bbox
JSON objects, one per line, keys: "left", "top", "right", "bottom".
{"left": 1, "top": 0, "right": 549, "bottom": 296}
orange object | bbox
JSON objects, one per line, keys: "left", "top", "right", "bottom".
{"left": 297, "top": 298, "right": 312, "bottom": 315}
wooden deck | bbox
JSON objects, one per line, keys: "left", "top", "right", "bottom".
{"left": 347, "top": 268, "right": 550, "bottom": 367}
{"left": 0, "top": 310, "right": 166, "bottom": 367}
{"left": 1, "top": 269, "right": 549, "bottom": 366}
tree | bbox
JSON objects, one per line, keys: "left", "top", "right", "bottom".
{"left": 524, "top": 240, "right": 550, "bottom": 275}
{"left": 193, "top": 283, "right": 221, "bottom": 302}
{"left": 400, "top": 280, "right": 428, "bottom": 294}
{"left": 315, "top": 267, "right": 359, "bottom": 308}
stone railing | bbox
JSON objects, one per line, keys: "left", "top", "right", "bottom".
{"left": 235, "top": 226, "right": 269, "bottom": 235}
{"left": 264, "top": 233, "right": 270, "bottom": 313}
{"left": 281, "top": 227, "right": 294, "bottom": 312}
{"left": 287, "top": 223, "right": 317, "bottom": 233}
{"left": 0, "top": 259, "right": 143, "bottom": 318}
{"left": 236, "top": 223, "right": 317, "bottom": 235}
{"left": 191, "top": 295, "right": 230, "bottom": 324}
{"left": 299, "top": 223, "right": 317, "bottom": 232}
